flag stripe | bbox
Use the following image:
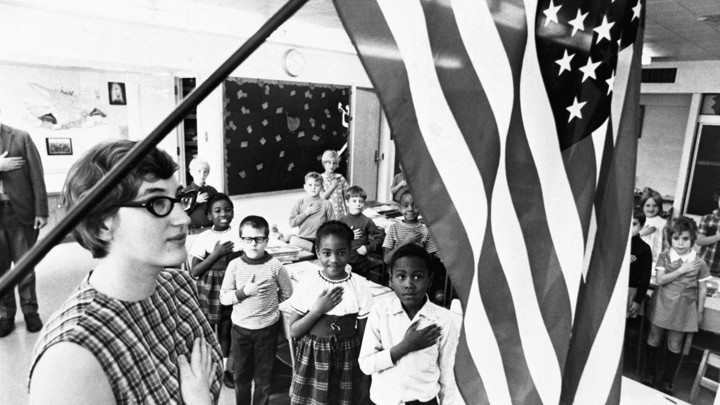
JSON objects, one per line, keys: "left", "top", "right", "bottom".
{"left": 520, "top": 0, "right": 585, "bottom": 322}
{"left": 449, "top": 0, "right": 566, "bottom": 401}
{"left": 574, "top": 232, "right": 631, "bottom": 404}
{"left": 561, "top": 22, "right": 643, "bottom": 401}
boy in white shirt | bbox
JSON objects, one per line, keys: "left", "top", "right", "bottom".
{"left": 359, "top": 244, "right": 462, "bottom": 405}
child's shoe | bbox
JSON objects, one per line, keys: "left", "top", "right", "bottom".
{"left": 641, "top": 374, "right": 654, "bottom": 387}
{"left": 660, "top": 380, "right": 674, "bottom": 396}
{"left": 223, "top": 370, "right": 235, "bottom": 389}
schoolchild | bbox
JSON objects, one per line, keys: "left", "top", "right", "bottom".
{"left": 644, "top": 216, "right": 711, "bottom": 395}
{"left": 628, "top": 208, "right": 652, "bottom": 317}
{"left": 320, "top": 150, "right": 349, "bottom": 219}
{"left": 289, "top": 172, "right": 335, "bottom": 243}
{"left": 220, "top": 215, "right": 293, "bottom": 405}
{"left": 383, "top": 190, "right": 438, "bottom": 264}
{"left": 390, "top": 164, "right": 408, "bottom": 203}
{"left": 338, "top": 186, "right": 384, "bottom": 281}
{"left": 695, "top": 186, "right": 720, "bottom": 276}
{"left": 638, "top": 188, "right": 667, "bottom": 265}
{"left": 288, "top": 220, "right": 373, "bottom": 405}
{"left": 185, "top": 157, "right": 218, "bottom": 234}
{"left": 359, "top": 244, "right": 460, "bottom": 405}
{"left": 189, "top": 192, "right": 243, "bottom": 388}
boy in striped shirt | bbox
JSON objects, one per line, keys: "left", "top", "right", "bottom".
{"left": 220, "top": 215, "right": 293, "bottom": 405}
{"left": 383, "top": 190, "right": 438, "bottom": 264}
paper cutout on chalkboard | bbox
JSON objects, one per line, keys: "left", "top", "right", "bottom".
{"left": 312, "top": 135, "right": 320, "bottom": 141}
{"left": 288, "top": 163, "right": 294, "bottom": 171}
{"left": 279, "top": 150, "right": 285, "bottom": 157}
{"left": 247, "top": 125, "right": 252, "bottom": 134}
{"left": 309, "top": 118, "right": 316, "bottom": 127}
{"left": 265, "top": 85, "right": 270, "bottom": 95}
{"left": 322, "top": 92, "right": 326, "bottom": 98}
{"left": 298, "top": 131, "right": 305, "bottom": 138}
{"left": 241, "top": 141, "right": 248, "bottom": 148}
{"left": 290, "top": 90, "right": 296, "bottom": 96}
{"left": 241, "top": 106, "right": 250, "bottom": 114}
{"left": 304, "top": 103, "right": 309, "bottom": 110}
{"left": 276, "top": 107, "right": 283, "bottom": 114}
{"left": 262, "top": 119, "right": 268, "bottom": 126}
{"left": 239, "top": 171, "right": 246, "bottom": 178}
{"left": 256, "top": 163, "right": 263, "bottom": 171}
{"left": 237, "top": 90, "right": 247, "bottom": 99}
{"left": 260, "top": 137, "right": 266, "bottom": 145}
{"left": 229, "top": 121, "right": 237, "bottom": 130}
{"left": 338, "top": 103, "right": 350, "bottom": 128}
{"left": 287, "top": 114, "right": 300, "bottom": 132}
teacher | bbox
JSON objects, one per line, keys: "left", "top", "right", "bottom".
{"left": 28, "top": 140, "right": 223, "bottom": 404}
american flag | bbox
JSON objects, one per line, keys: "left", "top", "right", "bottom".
{"left": 332, "top": 0, "right": 644, "bottom": 403}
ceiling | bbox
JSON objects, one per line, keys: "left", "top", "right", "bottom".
{"left": 200, "top": 0, "right": 720, "bottom": 63}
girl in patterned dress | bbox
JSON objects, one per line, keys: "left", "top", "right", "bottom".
{"left": 190, "top": 192, "right": 242, "bottom": 388}
{"left": 320, "top": 150, "right": 349, "bottom": 219}
{"left": 644, "top": 216, "right": 711, "bottom": 395}
{"left": 288, "top": 220, "right": 372, "bottom": 405}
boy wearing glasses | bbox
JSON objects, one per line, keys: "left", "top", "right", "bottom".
{"left": 220, "top": 215, "right": 293, "bottom": 405}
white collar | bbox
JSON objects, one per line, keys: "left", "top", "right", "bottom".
{"left": 669, "top": 249, "right": 696, "bottom": 262}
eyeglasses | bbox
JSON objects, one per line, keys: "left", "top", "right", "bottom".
{"left": 241, "top": 236, "right": 268, "bottom": 244}
{"left": 115, "top": 191, "right": 197, "bottom": 218}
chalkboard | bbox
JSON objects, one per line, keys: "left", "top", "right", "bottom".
{"left": 223, "top": 78, "right": 350, "bottom": 195}
{"left": 686, "top": 124, "right": 720, "bottom": 216}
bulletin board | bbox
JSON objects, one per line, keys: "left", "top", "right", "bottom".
{"left": 223, "top": 78, "right": 350, "bottom": 195}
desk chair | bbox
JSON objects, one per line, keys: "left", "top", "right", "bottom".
{"left": 277, "top": 310, "right": 296, "bottom": 369}
{"left": 690, "top": 349, "right": 720, "bottom": 403}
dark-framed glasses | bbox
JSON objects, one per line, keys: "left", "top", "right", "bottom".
{"left": 115, "top": 191, "right": 197, "bottom": 218}
{"left": 241, "top": 236, "right": 268, "bottom": 244}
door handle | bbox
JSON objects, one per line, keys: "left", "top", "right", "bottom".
{"left": 374, "top": 150, "right": 379, "bottom": 162}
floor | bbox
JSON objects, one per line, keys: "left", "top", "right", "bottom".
{"left": 1, "top": 240, "right": 719, "bottom": 404}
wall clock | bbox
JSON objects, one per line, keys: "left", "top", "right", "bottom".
{"left": 282, "top": 49, "right": 305, "bottom": 77}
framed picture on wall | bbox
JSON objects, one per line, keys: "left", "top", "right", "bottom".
{"left": 108, "top": 82, "right": 127, "bottom": 105}
{"left": 46, "top": 137, "right": 73, "bottom": 156}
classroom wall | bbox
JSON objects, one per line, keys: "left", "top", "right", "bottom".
{"left": 636, "top": 93, "right": 692, "bottom": 200}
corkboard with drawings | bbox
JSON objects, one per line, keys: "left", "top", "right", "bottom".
{"left": 223, "top": 78, "right": 350, "bottom": 195}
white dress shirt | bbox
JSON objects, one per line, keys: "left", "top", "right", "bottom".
{"left": 359, "top": 296, "right": 463, "bottom": 405}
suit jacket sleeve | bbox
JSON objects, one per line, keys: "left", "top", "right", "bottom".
{"left": 24, "top": 133, "right": 49, "bottom": 218}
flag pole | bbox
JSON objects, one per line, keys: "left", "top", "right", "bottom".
{"left": 0, "top": 0, "right": 310, "bottom": 297}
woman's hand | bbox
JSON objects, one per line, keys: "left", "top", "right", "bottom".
{"left": 312, "top": 286, "right": 343, "bottom": 314}
{"left": 178, "top": 338, "right": 214, "bottom": 405}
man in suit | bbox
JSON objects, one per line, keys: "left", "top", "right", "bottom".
{"left": 0, "top": 114, "right": 48, "bottom": 338}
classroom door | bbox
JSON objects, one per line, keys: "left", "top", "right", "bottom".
{"left": 350, "top": 88, "right": 382, "bottom": 201}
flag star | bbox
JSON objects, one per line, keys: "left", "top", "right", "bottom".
{"left": 593, "top": 15, "right": 615, "bottom": 44}
{"left": 555, "top": 50, "right": 575, "bottom": 75}
{"left": 567, "top": 97, "right": 587, "bottom": 122}
{"left": 606, "top": 70, "right": 616, "bottom": 95}
{"left": 579, "top": 56, "right": 601, "bottom": 82}
{"left": 543, "top": 0, "right": 562, "bottom": 27}
{"left": 568, "top": 9, "right": 588, "bottom": 37}
{"left": 632, "top": 0, "right": 642, "bottom": 21}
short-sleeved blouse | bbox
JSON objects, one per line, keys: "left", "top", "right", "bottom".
{"left": 289, "top": 269, "right": 372, "bottom": 319}
{"left": 189, "top": 226, "right": 243, "bottom": 260}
